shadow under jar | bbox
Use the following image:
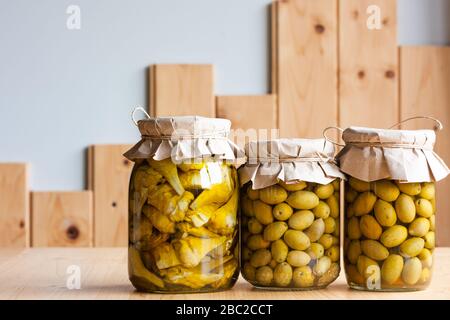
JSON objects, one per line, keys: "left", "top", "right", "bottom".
{"left": 124, "top": 115, "right": 243, "bottom": 293}
{"left": 239, "top": 139, "right": 345, "bottom": 290}
{"left": 337, "top": 125, "right": 449, "bottom": 291}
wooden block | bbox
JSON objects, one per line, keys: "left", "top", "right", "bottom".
{"left": 31, "top": 191, "right": 93, "bottom": 247}
{"left": 271, "top": 1, "right": 278, "bottom": 94}
{"left": 276, "top": 0, "right": 338, "bottom": 138}
{"left": 0, "top": 163, "right": 29, "bottom": 247}
{"left": 400, "top": 46, "right": 450, "bottom": 246}
{"left": 149, "top": 64, "right": 215, "bottom": 117}
{"left": 339, "top": 0, "right": 399, "bottom": 128}
{"left": 88, "top": 145, "right": 133, "bottom": 247}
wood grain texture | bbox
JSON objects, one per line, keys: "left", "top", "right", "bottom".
{"left": 149, "top": 64, "right": 215, "bottom": 117}
{"left": 88, "top": 145, "right": 133, "bottom": 247}
{"left": 339, "top": 0, "right": 398, "bottom": 128}
{"left": 400, "top": 46, "right": 450, "bottom": 246}
{"left": 276, "top": 0, "right": 338, "bottom": 138}
{"left": 31, "top": 192, "right": 93, "bottom": 247}
{"left": 271, "top": 1, "right": 278, "bottom": 94}
{"left": 0, "top": 248, "right": 449, "bottom": 299}
{"left": 0, "top": 164, "right": 29, "bottom": 247}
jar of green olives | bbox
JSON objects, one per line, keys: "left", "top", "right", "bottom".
{"left": 124, "top": 111, "right": 244, "bottom": 293}
{"left": 239, "top": 139, "right": 345, "bottom": 290}
{"left": 337, "top": 120, "right": 449, "bottom": 291}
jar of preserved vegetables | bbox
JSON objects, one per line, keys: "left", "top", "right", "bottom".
{"left": 336, "top": 118, "right": 449, "bottom": 291}
{"left": 239, "top": 139, "right": 345, "bottom": 290}
{"left": 124, "top": 109, "right": 244, "bottom": 293}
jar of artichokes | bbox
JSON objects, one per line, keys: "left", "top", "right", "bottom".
{"left": 124, "top": 109, "right": 244, "bottom": 293}
{"left": 337, "top": 117, "right": 449, "bottom": 291}
{"left": 239, "top": 139, "right": 345, "bottom": 290}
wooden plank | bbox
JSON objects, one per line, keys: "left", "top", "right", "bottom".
{"left": 400, "top": 46, "right": 450, "bottom": 246}
{"left": 339, "top": 0, "right": 398, "bottom": 128}
{"left": 1, "top": 248, "right": 450, "bottom": 299}
{"left": 149, "top": 64, "right": 215, "bottom": 117}
{"left": 270, "top": 1, "right": 278, "bottom": 94}
{"left": 88, "top": 145, "right": 133, "bottom": 247}
{"left": 0, "top": 164, "right": 29, "bottom": 247}
{"left": 276, "top": 0, "right": 338, "bottom": 138}
{"left": 31, "top": 191, "right": 93, "bottom": 247}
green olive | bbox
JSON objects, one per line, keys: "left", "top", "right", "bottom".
{"left": 293, "top": 266, "right": 315, "bottom": 287}
{"left": 415, "top": 198, "right": 433, "bottom": 218}
{"left": 243, "top": 263, "right": 256, "bottom": 281}
{"left": 381, "top": 254, "right": 404, "bottom": 285}
{"left": 418, "top": 248, "right": 433, "bottom": 268}
{"left": 373, "top": 180, "right": 400, "bottom": 202}
{"left": 359, "top": 215, "right": 382, "bottom": 240}
{"left": 402, "top": 257, "right": 422, "bottom": 285}
{"left": 353, "top": 192, "right": 377, "bottom": 216}
{"left": 374, "top": 199, "right": 397, "bottom": 227}
{"left": 400, "top": 237, "right": 425, "bottom": 257}
{"left": 247, "top": 234, "right": 270, "bottom": 250}
{"left": 347, "top": 217, "right": 361, "bottom": 240}
{"left": 263, "top": 222, "right": 288, "bottom": 241}
{"left": 424, "top": 231, "right": 435, "bottom": 249}
{"left": 395, "top": 194, "right": 416, "bottom": 223}
{"left": 250, "top": 249, "right": 272, "bottom": 267}
{"left": 259, "top": 185, "right": 288, "bottom": 205}
{"left": 318, "top": 234, "right": 334, "bottom": 249}
{"left": 304, "top": 218, "right": 325, "bottom": 242}
{"left": 429, "top": 215, "right": 435, "bottom": 231}
{"left": 324, "top": 217, "right": 336, "bottom": 234}
{"left": 254, "top": 200, "right": 274, "bottom": 225}
{"left": 347, "top": 240, "right": 362, "bottom": 264}
{"left": 307, "top": 243, "right": 325, "bottom": 259}
{"left": 408, "top": 217, "right": 430, "bottom": 237}
{"left": 419, "top": 183, "right": 435, "bottom": 200}
{"left": 248, "top": 218, "right": 263, "bottom": 234}
{"left": 325, "top": 245, "right": 340, "bottom": 262}
{"left": 313, "top": 201, "right": 331, "bottom": 219}
{"left": 349, "top": 177, "right": 370, "bottom": 192}
{"left": 287, "top": 250, "right": 311, "bottom": 267}
{"left": 314, "top": 183, "right": 335, "bottom": 199}
{"left": 255, "top": 266, "right": 273, "bottom": 285}
{"left": 380, "top": 225, "right": 408, "bottom": 248}
{"left": 326, "top": 194, "right": 340, "bottom": 219}
{"left": 271, "top": 239, "right": 289, "bottom": 263}
{"left": 361, "top": 240, "right": 389, "bottom": 261}
{"left": 273, "top": 262, "right": 293, "bottom": 287}
{"left": 396, "top": 182, "right": 421, "bottom": 196}
{"left": 284, "top": 230, "right": 311, "bottom": 250}
{"left": 286, "top": 191, "right": 320, "bottom": 210}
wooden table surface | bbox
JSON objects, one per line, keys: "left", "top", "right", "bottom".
{"left": 0, "top": 248, "right": 449, "bottom": 300}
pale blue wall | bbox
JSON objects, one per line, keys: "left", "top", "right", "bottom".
{"left": 0, "top": 0, "right": 449, "bottom": 190}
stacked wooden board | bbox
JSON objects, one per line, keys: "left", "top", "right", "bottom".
{"left": 0, "top": 0, "right": 449, "bottom": 247}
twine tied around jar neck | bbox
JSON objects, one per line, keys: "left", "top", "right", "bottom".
{"left": 323, "top": 116, "right": 444, "bottom": 150}
{"left": 246, "top": 151, "right": 336, "bottom": 165}
{"left": 131, "top": 106, "right": 151, "bottom": 126}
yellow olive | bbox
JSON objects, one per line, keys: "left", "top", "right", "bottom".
{"left": 415, "top": 198, "right": 433, "bottom": 218}
{"left": 247, "top": 234, "right": 271, "bottom": 250}
{"left": 293, "top": 266, "right": 314, "bottom": 287}
{"left": 288, "top": 210, "right": 314, "bottom": 231}
{"left": 254, "top": 200, "right": 274, "bottom": 225}
{"left": 397, "top": 182, "right": 421, "bottom": 196}
{"left": 424, "top": 231, "right": 435, "bottom": 249}
{"left": 283, "top": 230, "right": 311, "bottom": 250}
{"left": 347, "top": 240, "right": 362, "bottom": 264}
{"left": 333, "top": 219, "right": 340, "bottom": 237}
{"left": 420, "top": 267, "right": 431, "bottom": 284}
{"left": 263, "top": 222, "right": 288, "bottom": 241}
{"left": 380, "top": 225, "right": 408, "bottom": 248}
{"left": 307, "top": 243, "right": 325, "bottom": 259}
{"left": 324, "top": 217, "right": 336, "bottom": 234}
{"left": 430, "top": 198, "right": 436, "bottom": 214}
{"left": 255, "top": 266, "right": 273, "bottom": 285}
{"left": 273, "top": 262, "right": 293, "bottom": 287}
{"left": 242, "top": 246, "right": 252, "bottom": 261}
{"left": 243, "top": 263, "right": 256, "bottom": 281}
{"left": 287, "top": 250, "right": 311, "bottom": 267}
{"left": 326, "top": 194, "right": 340, "bottom": 219}
{"left": 347, "top": 217, "right": 361, "bottom": 240}
{"left": 317, "top": 262, "right": 340, "bottom": 287}
{"left": 419, "top": 182, "right": 435, "bottom": 200}
{"left": 250, "top": 249, "right": 272, "bottom": 268}
{"left": 286, "top": 191, "right": 320, "bottom": 210}
{"left": 346, "top": 203, "right": 355, "bottom": 218}
{"left": 418, "top": 248, "right": 433, "bottom": 268}
{"left": 357, "top": 255, "right": 380, "bottom": 279}
{"left": 247, "top": 187, "right": 260, "bottom": 200}
{"left": 269, "top": 259, "right": 278, "bottom": 269}
{"left": 242, "top": 196, "right": 254, "bottom": 217}
{"left": 381, "top": 254, "right": 404, "bottom": 284}
{"left": 374, "top": 199, "right": 397, "bottom": 227}
{"left": 361, "top": 240, "right": 389, "bottom": 261}
{"left": 313, "top": 256, "right": 332, "bottom": 276}
{"left": 400, "top": 237, "right": 425, "bottom": 257}
{"left": 346, "top": 264, "right": 365, "bottom": 285}
{"left": 429, "top": 215, "right": 435, "bottom": 231}
{"left": 279, "top": 180, "right": 307, "bottom": 192}
{"left": 272, "top": 203, "right": 293, "bottom": 221}
{"left": 318, "top": 234, "right": 334, "bottom": 249}
{"left": 248, "top": 218, "right": 263, "bottom": 234}
{"left": 259, "top": 185, "right": 288, "bottom": 205}
{"left": 314, "top": 183, "right": 335, "bottom": 199}
{"left": 360, "top": 215, "right": 382, "bottom": 240}
{"left": 353, "top": 192, "right": 377, "bottom": 216}
{"left": 349, "top": 177, "right": 370, "bottom": 192}
{"left": 402, "top": 257, "right": 422, "bottom": 285}
{"left": 395, "top": 194, "right": 416, "bottom": 223}
{"left": 313, "top": 201, "right": 331, "bottom": 219}
{"left": 408, "top": 217, "right": 430, "bottom": 237}
{"left": 346, "top": 187, "right": 358, "bottom": 203}
{"left": 373, "top": 180, "right": 400, "bottom": 202}
{"left": 325, "top": 245, "right": 340, "bottom": 262}
{"left": 332, "top": 179, "right": 340, "bottom": 190}
{"left": 271, "top": 239, "right": 289, "bottom": 263}
{"left": 304, "top": 218, "right": 325, "bottom": 242}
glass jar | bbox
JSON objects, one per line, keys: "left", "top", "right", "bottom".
{"left": 343, "top": 178, "right": 436, "bottom": 291}
{"left": 125, "top": 112, "right": 242, "bottom": 293}
{"left": 337, "top": 120, "right": 449, "bottom": 291}
{"left": 239, "top": 139, "right": 344, "bottom": 290}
